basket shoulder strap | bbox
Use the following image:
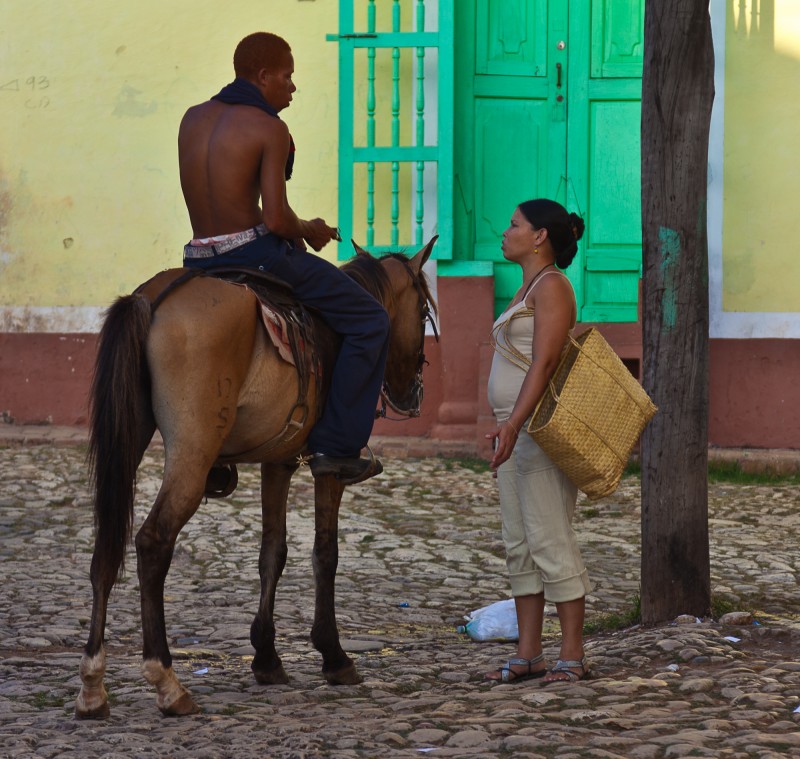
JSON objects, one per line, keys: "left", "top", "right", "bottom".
{"left": 491, "top": 308, "right": 535, "bottom": 370}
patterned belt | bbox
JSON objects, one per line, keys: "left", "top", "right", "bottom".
{"left": 183, "top": 224, "right": 269, "bottom": 258}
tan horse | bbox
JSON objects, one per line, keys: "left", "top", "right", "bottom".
{"left": 75, "top": 239, "right": 437, "bottom": 719}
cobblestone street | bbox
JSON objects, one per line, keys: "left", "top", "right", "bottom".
{"left": 1, "top": 438, "right": 799, "bottom": 758}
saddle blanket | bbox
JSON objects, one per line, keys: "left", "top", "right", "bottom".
{"left": 222, "top": 281, "right": 296, "bottom": 366}
{"left": 258, "top": 302, "right": 296, "bottom": 366}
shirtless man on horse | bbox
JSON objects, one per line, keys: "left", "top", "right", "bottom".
{"left": 178, "top": 31, "right": 388, "bottom": 485}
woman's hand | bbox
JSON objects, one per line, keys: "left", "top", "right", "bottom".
{"left": 486, "top": 419, "right": 520, "bottom": 472}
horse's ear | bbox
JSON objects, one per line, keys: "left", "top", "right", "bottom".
{"left": 409, "top": 235, "right": 438, "bottom": 274}
{"left": 351, "top": 239, "right": 373, "bottom": 258}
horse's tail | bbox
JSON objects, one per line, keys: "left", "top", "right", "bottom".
{"left": 87, "top": 293, "right": 154, "bottom": 589}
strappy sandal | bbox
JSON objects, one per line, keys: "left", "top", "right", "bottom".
{"left": 542, "top": 657, "right": 589, "bottom": 685}
{"left": 485, "top": 654, "right": 546, "bottom": 683}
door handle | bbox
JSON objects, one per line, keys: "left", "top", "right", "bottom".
{"left": 556, "top": 62, "right": 562, "bottom": 89}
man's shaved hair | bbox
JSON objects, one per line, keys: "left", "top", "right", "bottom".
{"left": 233, "top": 32, "right": 292, "bottom": 79}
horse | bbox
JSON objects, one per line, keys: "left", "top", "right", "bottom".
{"left": 74, "top": 238, "right": 438, "bottom": 719}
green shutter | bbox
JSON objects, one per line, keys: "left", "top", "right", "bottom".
{"left": 328, "top": 0, "right": 454, "bottom": 261}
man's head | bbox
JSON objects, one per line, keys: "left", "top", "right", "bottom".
{"left": 234, "top": 32, "right": 295, "bottom": 111}
{"left": 234, "top": 32, "right": 292, "bottom": 79}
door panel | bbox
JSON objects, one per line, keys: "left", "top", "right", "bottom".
{"left": 585, "top": 271, "right": 641, "bottom": 309}
{"left": 590, "top": 0, "right": 645, "bottom": 78}
{"left": 589, "top": 100, "right": 642, "bottom": 249}
{"left": 476, "top": 0, "right": 549, "bottom": 77}
{"left": 474, "top": 98, "right": 550, "bottom": 263}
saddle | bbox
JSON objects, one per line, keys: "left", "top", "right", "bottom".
{"left": 206, "top": 266, "right": 318, "bottom": 370}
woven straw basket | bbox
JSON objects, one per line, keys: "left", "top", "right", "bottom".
{"left": 528, "top": 328, "right": 657, "bottom": 501}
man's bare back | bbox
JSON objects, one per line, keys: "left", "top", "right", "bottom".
{"left": 179, "top": 102, "right": 284, "bottom": 238}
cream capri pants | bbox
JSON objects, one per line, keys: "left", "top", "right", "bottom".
{"left": 496, "top": 431, "right": 592, "bottom": 603}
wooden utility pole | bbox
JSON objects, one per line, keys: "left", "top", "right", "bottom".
{"left": 640, "top": 0, "right": 715, "bottom": 623}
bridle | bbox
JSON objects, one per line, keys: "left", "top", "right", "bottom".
{"left": 376, "top": 256, "right": 438, "bottom": 421}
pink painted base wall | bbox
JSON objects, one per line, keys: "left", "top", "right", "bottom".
{"left": 1, "top": 282, "right": 798, "bottom": 450}
{"left": 1, "top": 333, "right": 95, "bottom": 426}
{"left": 709, "top": 339, "right": 800, "bottom": 449}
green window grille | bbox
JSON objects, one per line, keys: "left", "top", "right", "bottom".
{"left": 328, "top": 0, "right": 454, "bottom": 260}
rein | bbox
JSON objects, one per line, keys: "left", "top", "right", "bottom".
{"left": 376, "top": 256, "right": 439, "bottom": 421}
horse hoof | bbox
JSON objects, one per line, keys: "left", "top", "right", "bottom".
{"left": 324, "top": 664, "right": 363, "bottom": 686}
{"left": 74, "top": 701, "right": 111, "bottom": 720}
{"left": 159, "top": 691, "right": 201, "bottom": 717}
{"left": 253, "top": 664, "right": 289, "bottom": 685}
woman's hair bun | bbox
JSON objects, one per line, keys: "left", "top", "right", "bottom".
{"left": 568, "top": 213, "right": 585, "bottom": 242}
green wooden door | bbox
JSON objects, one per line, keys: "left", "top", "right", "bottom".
{"left": 451, "top": 0, "right": 644, "bottom": 321}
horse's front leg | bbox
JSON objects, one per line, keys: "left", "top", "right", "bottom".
{"left": 137, "top": 473, "right": 205, "bottom": 716}
{"left": 311, "top": 474, "right": 362, "bottom": 685}
{"left": 250, "top": 462, "right": 295, "bottom": 685}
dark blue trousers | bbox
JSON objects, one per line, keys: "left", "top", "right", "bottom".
{"left": 184, "top": 233, "right": 389, "bottom": 457}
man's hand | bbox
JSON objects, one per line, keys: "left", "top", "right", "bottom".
{"left": 303, "top": 218, "right": 339, "bottom": 252}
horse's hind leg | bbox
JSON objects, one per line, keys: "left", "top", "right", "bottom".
{"left": 136, "top": 459, "right": 207, "bottom": 716}
{"left": 74, "top": 554, "right": 115, "bottom": 719}
{"left": 311, "top": 475, "right": 362, "bottom": 685}
{"left": 251, "top": 462, "right": 295, "bottom": 685}
{"left": 76, "top": 414, "right": 156, "bottom": 720}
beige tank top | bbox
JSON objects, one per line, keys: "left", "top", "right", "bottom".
{"left": 487, "top": 270, "right": 573, "bottom": 420}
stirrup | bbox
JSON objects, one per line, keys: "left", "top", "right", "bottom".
{"left": 204, "top": 464, "right": 238, "bottom": 498}
{"left": 308, "top": 446, "right": 383, "bottom": 485}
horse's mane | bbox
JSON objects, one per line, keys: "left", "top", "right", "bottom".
{"left": 341, "top": 252, "right": 437, "bottom": 316}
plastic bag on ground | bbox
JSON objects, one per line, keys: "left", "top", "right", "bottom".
{"left": 458, "top": 598, "right": 519, "bottom": 642}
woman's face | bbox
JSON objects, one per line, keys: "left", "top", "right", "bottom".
{"left": 501, "top": 207, "right": 540, "bottom": 264}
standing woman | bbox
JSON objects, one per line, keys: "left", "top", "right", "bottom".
{"left": 484, "top": 198, "right": 590, "bottom": 684}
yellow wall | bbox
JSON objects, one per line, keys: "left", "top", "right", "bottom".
{"left": 723, "top": 0, "right": 800, "bottom": 312}
{"left": 0, "top": 0, "right": 339, "bottom": 309}
{"left": 3, "top": 0, "right": 798, "bottom": 322}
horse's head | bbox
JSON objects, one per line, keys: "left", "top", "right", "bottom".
{"left": 343, "top": 237, "right": 438, "bottom": 418}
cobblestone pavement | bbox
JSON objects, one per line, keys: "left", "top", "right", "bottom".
{"left": 1, "top": 439, "right": 799, "bottom": 758}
